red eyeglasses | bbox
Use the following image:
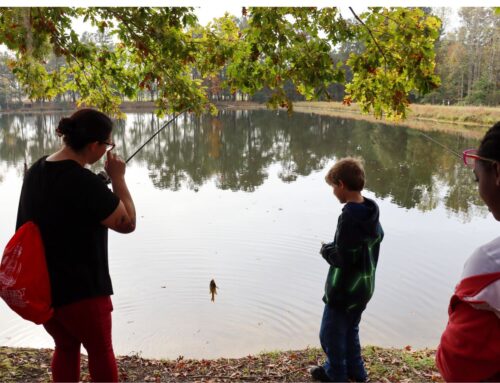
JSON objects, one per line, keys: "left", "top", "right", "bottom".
{"left": 462, "top": 149, "right": 497, "bottom": 168}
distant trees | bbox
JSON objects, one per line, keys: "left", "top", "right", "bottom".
{"left": 0, "top": 52, "right": 24, "bottom": 107}
{"left": 418, "top": 7, "right": 498, "bottom": 105}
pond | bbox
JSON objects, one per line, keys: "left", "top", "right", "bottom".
{"left": 0, "top": 109, "right": 495, "bottom": 359}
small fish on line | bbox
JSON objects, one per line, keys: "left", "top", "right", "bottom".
{"left": 209, "top": 279, "right": 218, "bottom": 302}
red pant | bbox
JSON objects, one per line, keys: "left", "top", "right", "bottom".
{"left": 43, "top": 296, "right": 118, "bottom": 382}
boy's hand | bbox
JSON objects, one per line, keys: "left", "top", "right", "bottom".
{"left": 320, "top": 242, "right": 327, "bottom": 255}
{"left": 320, "top": 242, "right": 336, "bottom": 256}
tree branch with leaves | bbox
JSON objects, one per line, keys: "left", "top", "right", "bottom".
{"left": 0, "top": 7, "right": 441, "bottom": 119}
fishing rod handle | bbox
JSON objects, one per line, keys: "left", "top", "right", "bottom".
{"left": 97, "top": 171, "right": 112, "bottom": 185}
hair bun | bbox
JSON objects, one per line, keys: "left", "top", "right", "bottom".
{"left": 56, "top": 117, "right": 75, "bottom": 136}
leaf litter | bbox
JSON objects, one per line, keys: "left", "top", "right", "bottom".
{"left": 0, "top": 345, "right": 443, "bottom": 382}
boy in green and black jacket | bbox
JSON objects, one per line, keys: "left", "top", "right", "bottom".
{"left": 311, "top": 157, "right": 384, "bottom": 383}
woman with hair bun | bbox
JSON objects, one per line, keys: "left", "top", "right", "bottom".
{"left": 436, "top": 122, "right": 500, "bottom": 382}
{"left": 16, "top": 108, "right": 136, "bottom": 382}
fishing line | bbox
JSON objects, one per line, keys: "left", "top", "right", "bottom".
{"left": 416, "top": 130, "right": 462, "bottom": 159}
{"left": 413, "top": 129, "right": 469, "bottom": 208}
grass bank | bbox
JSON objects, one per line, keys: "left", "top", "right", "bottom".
{"left": 219, "top": 101, "right": 495, "bottom": 139}
{"left": 4, "top": 101, "right": 498, "bottom": 127}
{"left": 292, "top": 101, "right": 499, "bottom": 127}
{"left": 0, "top": 345, "right": 441, "bottom": 382}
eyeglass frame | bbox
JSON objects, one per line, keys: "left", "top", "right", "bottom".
{"left": 100, "top": 141, "right": 116, "bottom": 152}
{"left": 462, "top": 148, "right": 497, "bottom": 168}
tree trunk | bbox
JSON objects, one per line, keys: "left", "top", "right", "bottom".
{"left": 460, "top": 72, "right": 464, "bottom": 100}
{"left": 467, "top": 55, "right": 473, "bottom": 97}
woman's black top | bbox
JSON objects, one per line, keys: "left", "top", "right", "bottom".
{"left": 16, "top": 156, "right": 120, "bottom": 307}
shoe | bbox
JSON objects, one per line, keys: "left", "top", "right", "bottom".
{"left": 347, "top": 369, "right": 367, "bottom": 382}
{"left": 348, "top": 376, "right": 367, "bottom": 382}
{"left": 310, "top": 366, "right": 332, "bottom": 382}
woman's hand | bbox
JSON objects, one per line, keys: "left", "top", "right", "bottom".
{"left": 104, "top": 151, "right": 126, "bottom": 181}
{"left": 101, "top": 151, "right": 136, "bottom": 234}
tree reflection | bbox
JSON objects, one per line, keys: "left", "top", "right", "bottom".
{"left": 0, "top": 113, "right": 62, "bottom": 178}
{"left": 0, "top": 110, "right": 484, "bottom": 218}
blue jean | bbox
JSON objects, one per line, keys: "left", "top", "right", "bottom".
{"left": 319, "top": 304, "right": 367, "bottom": 382}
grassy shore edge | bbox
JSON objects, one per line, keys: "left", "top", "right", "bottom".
{"left": 1, "top": 345, "right": 442, "bottom": 382}
{"left": 292, "top": 101, "right": 499, "bottom": 127}
{"left": 2, "top": 100, "right": 497, "bottom": 127}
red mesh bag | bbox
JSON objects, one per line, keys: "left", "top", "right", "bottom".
{"left": 0, "top": 221, "right": 53, "bottom": 324}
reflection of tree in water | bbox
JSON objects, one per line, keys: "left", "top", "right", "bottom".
{"left": 104, "top": 110, "right": 488, "bottom": 219}
{"left": 443, "top": 160, "right": 485, "bottom": 219}
{"left": 0, "top": 113, "right": 63, "bottom": 178}
{"left": 0, "top": 110, "right": 486, "bottom": 218}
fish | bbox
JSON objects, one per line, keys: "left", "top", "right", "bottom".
{"left": 209, "top": 279, "right": 218, "bottom": 302}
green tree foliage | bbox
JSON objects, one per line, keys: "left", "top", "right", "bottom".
{"left": 0, "top": 7, "right": 441, "bottom": 118}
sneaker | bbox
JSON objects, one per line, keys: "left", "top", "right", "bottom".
{"left": 348, "top": 376, "right": 367, "bottom": 383}
{"left": 310, "top": 366, "right": 332, "bottom": 382}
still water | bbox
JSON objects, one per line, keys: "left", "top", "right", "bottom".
{"left": 0, "top": 110, "right": 496, "bottom": 359}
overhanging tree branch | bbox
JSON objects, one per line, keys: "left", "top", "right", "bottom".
{"left": 349, "top": 7, "right": 388, "bottom": 73}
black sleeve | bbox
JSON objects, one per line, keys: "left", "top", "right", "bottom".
{"left": 320, "top": 213, "right": 355, "bottom": 268}
{"left": 79, "top": 169, "right": 120, "bottom": 223}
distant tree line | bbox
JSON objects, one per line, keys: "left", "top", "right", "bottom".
{"left": 417, "top": 8, "right": 499, "bottom": 106}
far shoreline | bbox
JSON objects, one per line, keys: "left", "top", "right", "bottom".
{"left": 1, "top": 100, "right": 496, "bottom": 139}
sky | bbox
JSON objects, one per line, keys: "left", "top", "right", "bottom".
{"left": 193, "top": 6, "right": 463, "bottom": 33}
{"left": 6, "top": 0, "right": 499, "bottom": 5}
{"left": 65, "top": 5, "right": 464, "bottom": 37}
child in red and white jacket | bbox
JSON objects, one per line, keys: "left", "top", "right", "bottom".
{"left": 436, "top": 122, "right": 500, "bottom": 382}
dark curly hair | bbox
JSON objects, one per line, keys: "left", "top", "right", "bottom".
{"left": 56, "top": 109, "right": 113, "bottom": 152}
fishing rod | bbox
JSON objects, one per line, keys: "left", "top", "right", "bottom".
{"left": 98, "top": 108, "right": 189, "bottom": 183}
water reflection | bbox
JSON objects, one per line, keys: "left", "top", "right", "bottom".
{"left": 0, "top": 110, "right": 483, "bottom": 218}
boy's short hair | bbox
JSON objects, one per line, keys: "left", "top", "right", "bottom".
{"left": 325, "top": 157, "right": 365, "bottom": 191}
